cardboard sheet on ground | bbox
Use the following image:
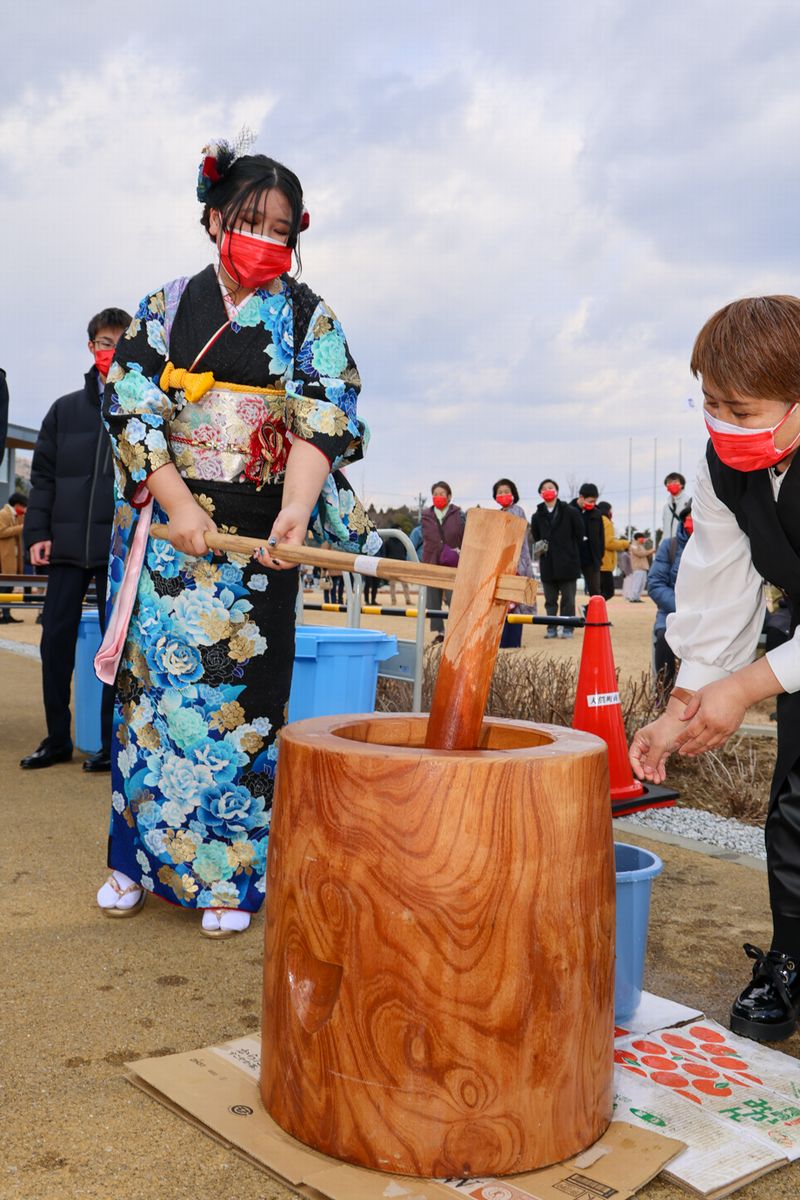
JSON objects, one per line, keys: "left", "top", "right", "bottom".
{"left": 125, "top": 998, "right": 799, "bottom": 1200}
{"left": 126, "top": 1034, "right": 681, "bottom": 1200}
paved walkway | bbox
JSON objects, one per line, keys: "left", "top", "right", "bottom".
{"left": 2, "top": 646, "right": 798, "bottom": 1200}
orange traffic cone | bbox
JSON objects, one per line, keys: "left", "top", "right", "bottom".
{"left": 572, "top": 596, "right": 677, "bottom": 817}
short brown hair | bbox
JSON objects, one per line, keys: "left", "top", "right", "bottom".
{"left": 690, "top": 296, "right": 800, "bottom": 402}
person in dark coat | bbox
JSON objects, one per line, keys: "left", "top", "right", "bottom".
{"left": 421, "top": 480, "right": 465, "bottom": 641}
{"left": 570, "top": 482, "right": 604, "bottom": 597}
{"left": 531, "top": 478, "right": 583, "bottom": 639}
{"left": 21, "top": 307, "right": 132, "bottom": 771}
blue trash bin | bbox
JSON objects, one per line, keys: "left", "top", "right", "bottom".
{"left": 614, "top": 842, "right": 663, "bottom": 1022}
{"left": 75, "top": 609, "right": 104, "bottom": 753}
{"left": 288, "top": 626, "right": 398, "bottom": 723}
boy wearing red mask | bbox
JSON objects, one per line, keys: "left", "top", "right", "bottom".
{"left": 630, "top": 295, "right": 800, "bottom": 1043}
{"left": 21, "top": 308, "right": 131, "bottom": 772}
{"left": 570, "top": 483, "right": 605, "bottom": 598}
{"left": 662, "top": 472, "right": 689, "bottom": 542}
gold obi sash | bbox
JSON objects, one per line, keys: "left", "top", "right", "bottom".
{"left": 160, "top": 362, "right": 289, "bottom": 488}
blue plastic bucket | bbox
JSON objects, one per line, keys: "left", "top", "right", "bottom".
{"left": 614, "top": 842, "right": 663, "bottom": 1021}
{"left": 288, "top": 625, "right": 398, "bottom": 723}
{"left": 74, "top": 610, "right": 103, "bottom": 753}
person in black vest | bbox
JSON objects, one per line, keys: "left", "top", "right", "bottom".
{"left": 629, "top": 296, "right": 800, "bottom": 1042}
{"left": 569, "top": 482, "right": 605, "bottom": 597}
{"left": 531, "top": 478, "right": 583, "bottom": 639}
{"left": 21, "top": 307, "right": 132, "bottom": 771}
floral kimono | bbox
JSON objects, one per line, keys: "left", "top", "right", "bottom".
{"left": 102, "top": 265, "right": 376, "bottom": 912}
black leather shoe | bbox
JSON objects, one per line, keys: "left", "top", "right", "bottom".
{"left": 82, "top": 750, "right": 111, "bottom": 773}
{"left": 20, "top": 742, "right": 73, "bottom": 769}
{"left": 730, "top": 943, "right": 800, "bottom": 1042}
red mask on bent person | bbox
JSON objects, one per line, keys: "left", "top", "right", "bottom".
{"left": 582, "top": 499, "right": 596, "bottom": 510}
{"left": 683, "top": 516, "right": 694, "bottom": 535}
{"left": 705, "top": 405, "right": 800, "bottom": 472}
{"left": 220, "top": 228, "right": 293, "bottom": 289}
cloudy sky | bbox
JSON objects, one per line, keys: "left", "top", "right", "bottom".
{"left": 3, "top": 0, "right": 800, "bottom": 530}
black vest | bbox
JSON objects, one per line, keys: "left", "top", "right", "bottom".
{"left": 706, "top": 440, "right": 800, "bottom": 783}
{"left": 706, "top": 442, "right": 800, "bottom": 618}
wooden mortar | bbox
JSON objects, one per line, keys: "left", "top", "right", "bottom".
{"left": 260, "top": 713, "right": 614, "bottom": 1177}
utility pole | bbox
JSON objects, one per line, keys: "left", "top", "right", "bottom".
{"left": 652, "top": 436, "right": 658, "bottom": 541}
{"left": 627, "top": 437, "right": 632, "bottom": 538}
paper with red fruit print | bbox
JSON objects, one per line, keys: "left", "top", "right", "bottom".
{"left": 614, "top": 1018, "right": 800, "bottom": 1195}
{"left": 614, "top": 1067, "right": 785, "bottom": 1197}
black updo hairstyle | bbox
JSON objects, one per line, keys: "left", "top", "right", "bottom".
{"left": 200, "top": 154, "right": 305, "bottom": 266}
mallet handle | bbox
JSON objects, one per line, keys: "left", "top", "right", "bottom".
{"left": 149, "top": 525, "right": 537, "bottom": 606}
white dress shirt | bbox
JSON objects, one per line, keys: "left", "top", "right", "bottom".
{"left": 666, "top": 455, "right": 800, "bottom": 694}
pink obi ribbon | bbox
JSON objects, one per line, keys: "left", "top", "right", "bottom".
{"left": 94, "top": 491, "right": 153, "bottom": 685}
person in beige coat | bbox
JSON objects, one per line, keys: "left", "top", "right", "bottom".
{"left": 0, "top": 492, "right": 26, "bottom": 623}
{"left": 627, "top": 532, "right": 654, "bottom": 602}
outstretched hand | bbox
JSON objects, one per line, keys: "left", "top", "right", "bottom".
{"left": 629, "top": 710, "right": 686, "bottom": 784}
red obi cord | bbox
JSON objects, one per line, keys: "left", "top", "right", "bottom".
{"left": 245, "top": 418, "right": 289, "bottom": 486}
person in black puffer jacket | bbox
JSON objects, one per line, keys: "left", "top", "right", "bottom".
{"left": 569, "top": 482, "right": 605, "bottom": 597}
{"left": 22, "top": 307, "right": 132, "bottom": 772}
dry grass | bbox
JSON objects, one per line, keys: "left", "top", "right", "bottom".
{"left": 375, "top": 647, "right": 775, "bottom": 826}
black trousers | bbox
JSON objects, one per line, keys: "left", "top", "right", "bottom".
{"left": 582, "top": 567, "right": 602, "bottom": 597}
{"left": 542, "top": 578, "right": 577, "bottom": 618}
{"left": 363, "top": 576, "right": 380, "bottom": 605}
{"left": 427, "top": 586, "right": 452, "bottom": 633}
{"left": 766, "top": 689, "right": 800, "bottom": 957}
{"left": 600, "top": 571, "right": 616, "bottom": 601}
{"left": 40, "top": 563, "right": 114, "bottom": 752}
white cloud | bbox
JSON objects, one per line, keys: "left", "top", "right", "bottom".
{"left": 3, "top": 2, "right": 800, "bottom": 534}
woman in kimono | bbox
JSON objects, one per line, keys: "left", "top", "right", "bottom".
{"left": 96, "top": 139, "right": 376, "bottom": 937}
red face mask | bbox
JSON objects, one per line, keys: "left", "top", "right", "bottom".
{"left": 540, "top": 489, "right": 557, "bottom": 503}
{"left": 582, "top": 499, "right": 596, "bottom": 510}
{"left": 666, "top": 481, "right": 682, "bottom": 496}
{"left": 220, "top": 228, "right": 293, "bottom": 288}
{"left": 432, "top": 495, "right": 449, "bottom": 510}
{"left": 93, "top": 347, "right": 116, "bottom": 376}
{"left": 705, "top": 405, "right": 800, "bottom": 472}
{"left": 683, "top": 516, "right": 694, "bottom": 535}
{"left": 14, "top": 505, "right": 26, "bottom": 517}
{"left": 496, "top": 494, "right": 514, "bottom": 508}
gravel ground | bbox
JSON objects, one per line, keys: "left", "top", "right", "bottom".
{"left": 626, "top": 804, "right": 767, "bottom": 859}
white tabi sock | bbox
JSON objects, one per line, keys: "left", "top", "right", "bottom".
{"left": 219, "top": 910, "right": 250, "bottom": 932}
{"left": 97, "top": 870, "right": 142, "bottom": 910}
